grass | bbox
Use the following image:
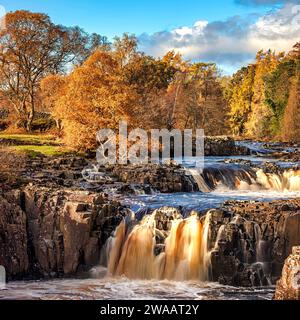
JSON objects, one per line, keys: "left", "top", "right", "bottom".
{"left": 10, "top": 145, "right": 71, "bottom": 157}
{"left": 0, "top": 133, "right": 74, "bottom": 157}
{"left": 0, "top": 133, "right": 58, "bottom": 145}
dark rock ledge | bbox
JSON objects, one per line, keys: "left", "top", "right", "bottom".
{"left": 0, "top": 185, "right": 128, "bottom": 280}
{"left": 207, "top": 200, "right": 300, "bottom": 287}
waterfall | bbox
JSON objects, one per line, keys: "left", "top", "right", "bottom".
{"left": 188, "top": 166, "right": 300, "bottom": 193}
{"left": 104, "top": 209, "right": 212, "bottom": 281}
{"left": 255, "top": 169, "right": 300, "bottom": 192}
{"left": 214, "top": 225, "right": 226, "bottom": 250}
{"left": 162, "top": 212, "right": 208, "bottom": 281}
{"left": 187, "top": 168, "right": 211, "bottom": 192}
{"left": 112, "top": 213, "right": 157, "bottom": 279}
{"left": 201, "top": 212, "right": 212, "bottom": 280}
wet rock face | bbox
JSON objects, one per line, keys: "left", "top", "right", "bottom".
{"left": 204, "top": 136, "right": 250, "bottom": 156}
{"left": 274, "top": 246, "right": 300, "bottom": 300}
{"left": 152, "top": 207, "right": 183, "bottom": 255}
{"left": 112, "top": 165, "right": 197, "bottom": 193}
{"left": 208, "top": 200, "right": 300, "bottom": 287}
{"left": 23, "top": 185, "right": 128, "bottom": 277}
{"left": 22, "top": 156, "right": 89, "bottom": 189}
{"left": 0, "top": 185, "right": 127, "bottom": 279}
{"left": 0, "top": 191, "right": 29, "bottom": 279}
{"left": 20, "top": 155, "right": 200, "bottom": 194}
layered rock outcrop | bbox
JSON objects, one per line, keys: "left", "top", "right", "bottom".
{"left": 0, "top": 185, "right": 128, "bottom": 279}
{"left": 274, "top": 246, "right": 300, "bottom": 300}
{"left": 24, "top": 185, "right": 128, "bottom": 277}
{"left": 0, "top": 191, "right": 29, "bottom": 279}
{"left": 112, "top": 164, "right": 197, "bottom": 193}
{"left": 204, "top": 136, "right": 250, "bottom": 156}
{"left": 208, "top": 200, "right": 300, "bottom": 286}
{"left": 1, "top": 149, "right": 300, "bottom": 287}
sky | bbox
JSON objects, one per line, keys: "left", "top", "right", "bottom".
{"left": 1, "top": 0, "right": 300, "bottom": 74}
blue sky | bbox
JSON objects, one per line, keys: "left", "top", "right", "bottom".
{"left": 0, "top": 0, "right": 277, "bottom": 37}
{"left": 1, "top": 0, "right": 299, "bottom": 73}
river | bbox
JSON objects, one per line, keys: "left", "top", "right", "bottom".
{"left": 2, "top": 141, "right": 300, "bottom": 300}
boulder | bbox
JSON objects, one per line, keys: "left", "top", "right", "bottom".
{"left": 204, "top": 136, "right": 250, "bottom": 156}
{"left": 274, "top": 246, "right": 300, "bottom": 300}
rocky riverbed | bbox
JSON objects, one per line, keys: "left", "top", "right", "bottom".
{"left": 1, "top": 137, "right": 300, "bottom": 300}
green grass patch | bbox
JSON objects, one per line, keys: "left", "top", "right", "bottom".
{"left": 0, "top": 133, "right": 58, "bottom": 145}
{"left": 10, "top": 145, "right": 71, "bottom": 158}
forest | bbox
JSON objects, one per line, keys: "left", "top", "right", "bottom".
{"left": 0, "top": 10, "right": 299, "bottom": 152}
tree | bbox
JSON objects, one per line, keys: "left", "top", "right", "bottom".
{"left": 0, "top": 10, "right": 106, "bottom": 131}
{"left": 40, "top": 74, "right": 66, "bottom": 129}
{"left": 245, "top": 50, "right": 280, "bottom": 138}
{"left": 282, "top": 78, "right": 300, "bottom": 142}
{"left": 122, "top": 53, "right": 178, "bottom": 129}
{"left": 282, "top": 44, "right": 300, "bottom": 141}
{"left": 52, "top": 50, "right": 135, "bottom": 151}
{"left": 227, "top": 65, "right": 255, "bottom": 135}
{"left": 264, "top": 59, "right": 296, "bottom": 136}
{"left": 113, "top": 33, "right": 139, "bottom": 68}
{"left": 226, "top": 43, "right": 300, "bottom": 140}
{"left": 165, "top": 61, "right": 228, "bottom": 135}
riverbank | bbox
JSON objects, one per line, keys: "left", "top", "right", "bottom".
{"left": 1, "top": 135, "right": 300, "bottom": 300}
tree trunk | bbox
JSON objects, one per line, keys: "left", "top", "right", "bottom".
{"left": 168, "top": 82, "right": 181, "bottom": 130}
{"left": 55, "top": 118, "right": 63, "bottom": 130}
{"left": 26, "top": 92, "right": 35, "bottom": 132}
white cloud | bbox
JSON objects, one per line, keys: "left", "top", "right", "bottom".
{"left": 252, "top": 4, "right": 300, "bottom": 38}
{"left": 138, "top": 3, "right": 300, "bottom": 74}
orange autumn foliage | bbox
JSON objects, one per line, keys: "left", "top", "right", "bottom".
{"left": 51, "top": 50, "right": 135, "bottom": 151}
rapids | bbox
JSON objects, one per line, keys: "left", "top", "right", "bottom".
{"left": 100, "top": 141, "right": 300, "bottom": 286}
{"left": 1, "top": 277, "right": 275, "bottom": 300}
{"left": 189, "top": 167, "right": 300, "bottom": 193}
{"left": 3, "top": 140, "right": 300, "bottom": 300}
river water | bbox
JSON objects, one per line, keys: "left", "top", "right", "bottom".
{"left": 1, "top": 275, "right": 275, "bottom": 300}
{"left": 2, "top": 141, "right": 300, "bottom": 300}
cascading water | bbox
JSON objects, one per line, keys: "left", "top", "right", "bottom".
{"left": 110, "top": 214, "right": 157, "bottom": 279}
{"left": 103, "top": 164, "right": 300, "bottom": 284}
{"left": 188, "top": 169, "right": 212, "bottom": 193}
{"left": 189, "top": 166, "right": 300, "bottom": 193}
{"left": 255, "top": 169, "right": 300, "bottom": 192}
{"left": 103, "top": 210, "right": 212, "bottom": 281}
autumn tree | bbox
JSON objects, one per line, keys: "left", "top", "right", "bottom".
{"left": 282, "top": 43, "right": 300, "bottom": 141}
{"left": 264, "top": 59, "right": 296, "bottom": 136}
{"left": 164, "top": 61, "right": 228, "bottom": 135}
{"left": 40, "top": 74, "right": 66, "bottom": 129}
{"left": 51, "top": 50, "right": 135, "bottom": 151}
{"left": 154, "top": 52, "right": 187, "bottom": 130}
{"left": 245, "top": 50, "right": 280, "bottom": 138}
{"left": 227, "top": 65, "right": 255, "bottom": 135}
{"left": 123, "top": 53, "right": 178, "bottom": 129}
{"left": 0, "top": 10, "right": 106, "bottom": 131}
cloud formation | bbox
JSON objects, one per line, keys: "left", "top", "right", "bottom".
{"left": 138, "top": 3, "right": 300, "bottom": 74}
